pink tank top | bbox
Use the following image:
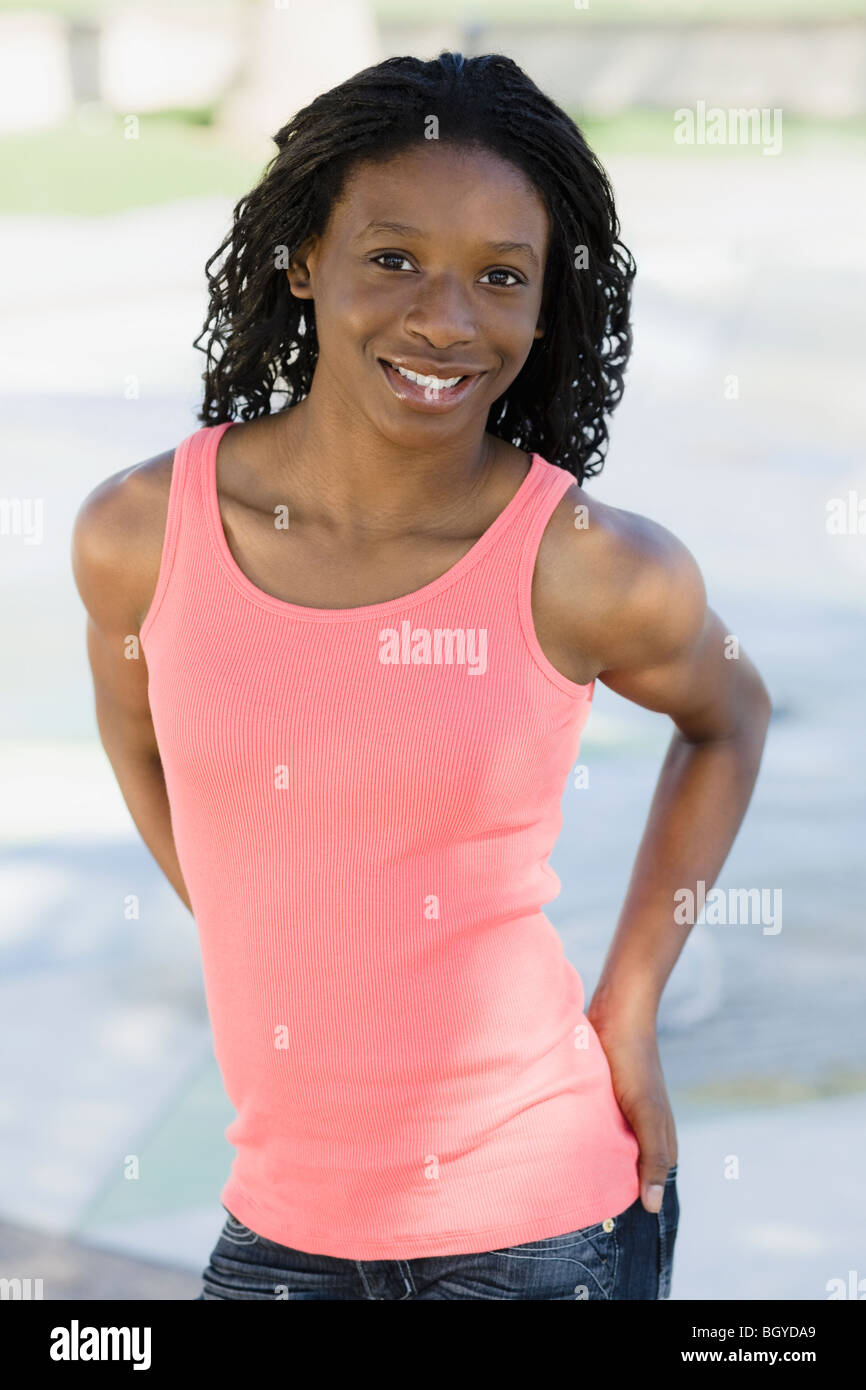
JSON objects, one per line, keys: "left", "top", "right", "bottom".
{"left": 140, "top": 421, "right": 640, "bottom": 1259}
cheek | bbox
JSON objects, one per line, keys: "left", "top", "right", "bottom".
{"left": 504, "top": 295, "right": 544, "bottom": 339}
{"left": 480, "top": 294, "right": 540, "bottom": 350}
{"left": 322, "top": 282, "right": 396, "bottom": 348}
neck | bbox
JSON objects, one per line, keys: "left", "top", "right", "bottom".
{"left": 267, "top": 364, "right": 497, "bottom": 534}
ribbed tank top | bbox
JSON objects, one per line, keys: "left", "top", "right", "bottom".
{"left": 140, "top": 421, "right": 641, "bottom": 1260}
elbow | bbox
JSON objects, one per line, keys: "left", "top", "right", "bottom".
{"left": 743, "top": 667, "right": 773, "bottom": 737}
{"left": 756, "top": 673, "right": 773, "bottom": 723}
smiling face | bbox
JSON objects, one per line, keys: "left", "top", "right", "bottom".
{"left": 285, "top": 141, "right": 551, "bottom": 448}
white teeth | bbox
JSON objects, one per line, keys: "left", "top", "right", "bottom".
{"left": 392, "top": 364, "right": 465, "bottom": 390}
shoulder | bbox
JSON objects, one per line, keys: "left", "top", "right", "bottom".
{"left": 71, "top": 447, "right": 176, "bottom": 631}
{"left": 533, "top": 471, "right": 708, "bottom": 677}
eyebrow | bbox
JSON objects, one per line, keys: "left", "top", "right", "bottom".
{"left": 355, "top": 220, "right": 540, "bottom": 268}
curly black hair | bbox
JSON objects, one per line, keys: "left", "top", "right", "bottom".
{"left": 193, "top": 50, "right": 636, "bottom": 484}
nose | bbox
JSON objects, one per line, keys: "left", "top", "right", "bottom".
{"left": 403, "top": 270, "right": 478, "bottom": 349}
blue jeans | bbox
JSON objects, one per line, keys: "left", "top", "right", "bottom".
{"left": 196, "top": 1164, "right": 679, "bottom": 1300}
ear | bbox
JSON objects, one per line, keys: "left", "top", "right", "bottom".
{"left": 285, "top": 236, "right": 317, "bottom": 300}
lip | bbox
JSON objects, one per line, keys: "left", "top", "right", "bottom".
{"left": 377, "top": 357, "right": 487, "bottom": 413}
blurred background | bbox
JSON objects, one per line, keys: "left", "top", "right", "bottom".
{"left": 1, "top": 0, "right": 864, "bottom": 1300}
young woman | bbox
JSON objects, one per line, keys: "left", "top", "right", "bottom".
{"left": 72, "top": 51, "right": 771, "bottom": 1300}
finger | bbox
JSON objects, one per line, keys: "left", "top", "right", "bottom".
{"left": 638, "top": 1147, "right": 674, "bottom": 1214}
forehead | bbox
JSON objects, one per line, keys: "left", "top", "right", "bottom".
{"left": 330, "top": 142, "right": 550, "bottom": 248}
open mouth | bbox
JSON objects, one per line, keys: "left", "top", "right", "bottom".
{"left": 378, "top": 358, "right": 485, "bottom": 408}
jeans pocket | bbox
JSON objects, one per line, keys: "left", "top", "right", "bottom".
{"left": 656, "top": 1167, "right": 680, "bottom": 1300}
{"left": 487, "top": 1221, "right": 619, "bottom": 1300}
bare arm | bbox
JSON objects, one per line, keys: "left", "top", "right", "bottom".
{"left": 542, "top": 492, "right": 772, "bottom": 1210}
{"left": 70, "top": 454, "right": 193, "bottom": 914}
{"left": 584, "top": 520, "right": 772, "bottom": 1033}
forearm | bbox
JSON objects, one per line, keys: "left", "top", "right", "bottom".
{"left": 587, "top": 695, "right": 771, "bottom": 1035}
{"left": 101, "top": 742, "right": 193, "bottom": 914}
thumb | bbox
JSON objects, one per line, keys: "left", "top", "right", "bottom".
{"left": 638, "top": 1146, "right": 673, "bottom": 1215}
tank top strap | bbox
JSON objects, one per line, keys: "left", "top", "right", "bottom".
{"left": 139, "top": 422, "right": 226, "bottom": 649}
{"left": 510, "top": 456, "right": 591, "bottom": 700}
{"left": 514, "top": 454, "right": 575, "bottom": 588}
{"left": 517, "top": 453, "right": 575, "bottom": 545}
{"left": 461, "top": 450, "right": 576, "bottom": 584}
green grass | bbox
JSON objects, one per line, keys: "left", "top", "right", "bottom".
{"left": 580, "top": 109, "right": 866, "bottom": 156}
{"left": 2, "top": 109, "right": 864, "bottom": 216}
{"left": 678, "top": 1069, "right": 866, "bottom": 1112}
{"left": 0, "top": 114, "right": 266, "bottom": 215}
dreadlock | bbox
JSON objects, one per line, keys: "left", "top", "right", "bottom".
{"left": 193, "top": 51, "right": 636, "bottom": 484}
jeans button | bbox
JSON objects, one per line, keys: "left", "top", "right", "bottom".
{"left": 602, "top": 1218, "right": 615, "bottom": 1232}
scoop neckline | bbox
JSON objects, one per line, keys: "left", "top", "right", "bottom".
{"left": 203, "top": 420, "right": 545, "bottom": 623}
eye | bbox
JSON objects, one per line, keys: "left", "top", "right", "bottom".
{"left": 479, "top": 268, "right": 523, "bottom": 287}
{"left": 369, "top": 255, "right": 524, "bottom": 286}
{"left": 370, "top": 252, "right": 414, "bottom": 271}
